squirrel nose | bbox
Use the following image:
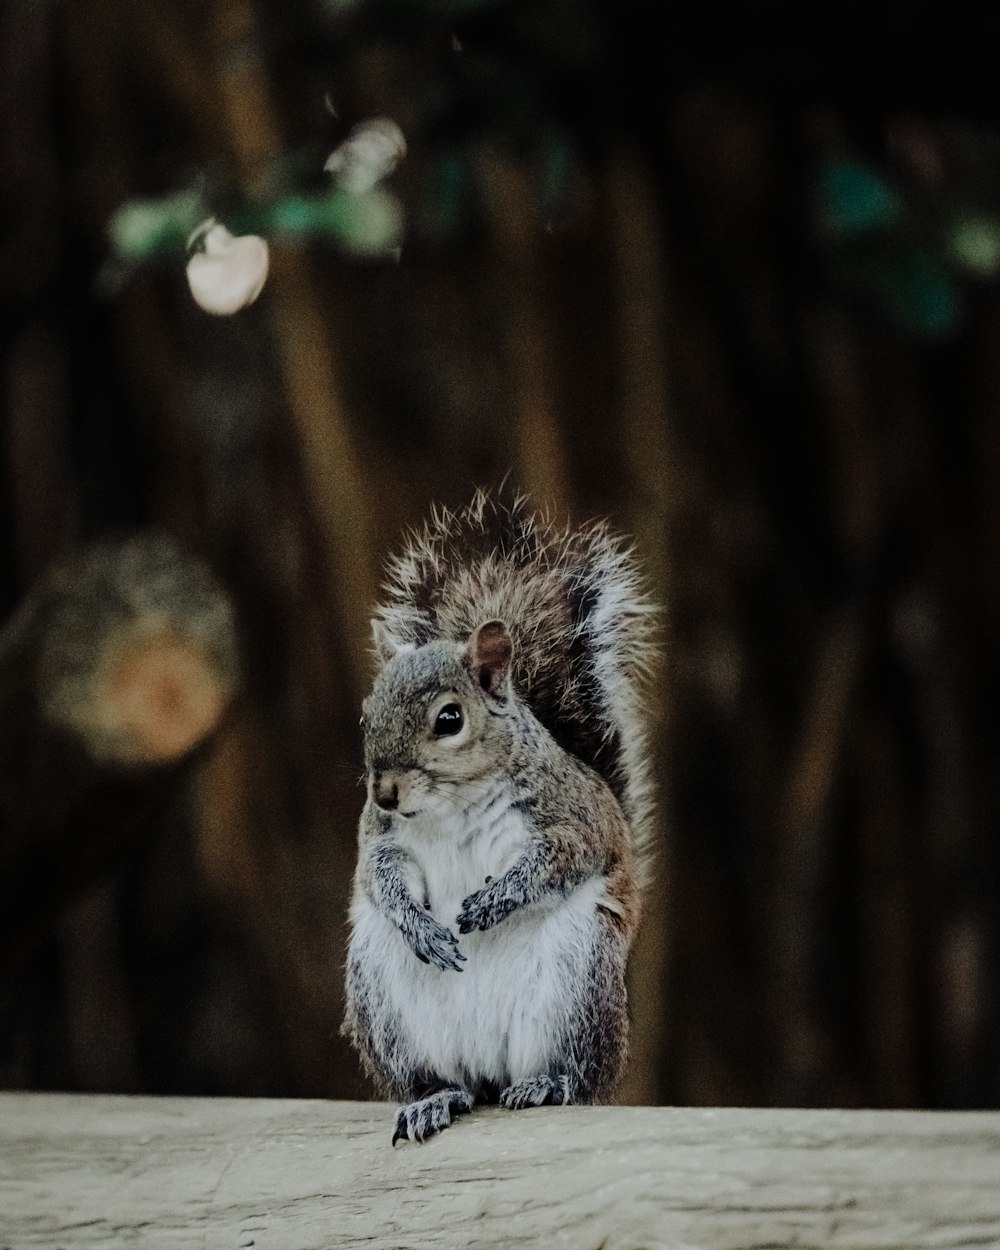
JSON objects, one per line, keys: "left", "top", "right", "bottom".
{"left": 373, "top": 776, "right": 400, "bottom": 811}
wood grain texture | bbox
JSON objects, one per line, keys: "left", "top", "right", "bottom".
{"left": 2, "top": 1095, "right": 999, "bottom": 1250}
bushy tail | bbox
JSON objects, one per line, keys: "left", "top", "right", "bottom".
{"left": 373, "top": 491, "right": 659, "bottom": 879}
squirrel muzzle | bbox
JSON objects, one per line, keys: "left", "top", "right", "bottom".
{"left": 371, "top": 771, "right": 403, "bottom": 812}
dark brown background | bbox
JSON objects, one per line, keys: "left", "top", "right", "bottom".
{"left": 2, "top": 0, "right": 998, "bottom": 1110}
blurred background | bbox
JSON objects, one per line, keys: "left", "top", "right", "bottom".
{"left": 2, "top": 0, "right": 998, "bottom": 1111}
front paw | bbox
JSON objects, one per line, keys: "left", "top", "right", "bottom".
{"left": 456, "top": 881, "right": 518, "bottom": 934}
{"left": 406, "top": 912, "right": 466, "bottom": 971}
{"left": 500, "top": 1074, "right": 573, "bottom": 1109}
{"left": 392, "top": 1087, "right": 475, "bottom": 1145}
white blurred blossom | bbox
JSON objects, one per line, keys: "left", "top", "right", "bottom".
{"left": 325, "top": 118, "right": 406, "bottom": 195}
{"left": 186, "top": 220, "right": 269, "bottom": 316}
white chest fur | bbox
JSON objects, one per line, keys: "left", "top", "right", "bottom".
{"left": 399, "top": 785, "right": 530, "bottom": 919}
{"left": 350, "top": 785, "right": 608, "bottom": 1089}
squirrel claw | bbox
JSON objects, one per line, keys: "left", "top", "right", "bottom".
{"left": 393, "top": 1087, "right": 475, "bottom": 1144}
{"left": 456, "top": 889, "right": 485, "bottom": 933}
{"left": 500, "top": 1074, "right": 574, "bottom": 1110}
{"left": 457, "top": 883, "right": 517, "bottom": 934}
{"left": 408, "top": 912, "right": 465, "bottom": 971}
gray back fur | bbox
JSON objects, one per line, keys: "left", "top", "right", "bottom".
{"left": 372, "top": 490, "right": 658, "bottom": 881}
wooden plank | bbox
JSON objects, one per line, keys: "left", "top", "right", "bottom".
{"left": 2, "top": 1095, "right": 999, "bottom": 1250}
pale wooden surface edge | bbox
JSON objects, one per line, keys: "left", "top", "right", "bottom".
{"left": 2, "top": 1094, "right": 999, "bottom": 1250}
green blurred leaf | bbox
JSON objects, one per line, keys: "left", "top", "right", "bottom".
{"left": 420, "top": 150, "right": 467, "bottom": 239}
{"left": 108, "top": 190, "right": 207, "bottom": 263}
{"left": 266, "top": 187, "right": 403, "bottom": 256}
{"left": 875, "top": 248, "right": 960, "bottom": 338}
{"left": 818, "top": 160, "right": 901, "bottom": 237}
{"left": 947, "top": 215, "right": 1000, "bottom": 277}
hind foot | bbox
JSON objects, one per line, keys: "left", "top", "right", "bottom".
{"left": 392, "top": 1086, "right": 475, "bottom": 1145}
{"left": 499, "top": 1074, "right": 574, "bottom": 1110}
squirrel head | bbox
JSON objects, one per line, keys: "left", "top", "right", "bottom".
{"left": 361, "top": 619, "right": 516, "bottom": 818}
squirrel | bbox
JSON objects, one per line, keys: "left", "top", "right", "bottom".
{"left": 342, "top": 490, "right": 657, "bottom": 1143}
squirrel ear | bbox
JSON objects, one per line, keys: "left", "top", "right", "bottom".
{"left": 467, "top": 620, "right": 513, "bottom": 696}
{"left": 371, "top": 619, "right": 413, "bottom": 666}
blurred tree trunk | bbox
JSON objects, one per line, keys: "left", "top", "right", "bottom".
{"left": 0, "top": 534, "right": 237, "bottom": 969}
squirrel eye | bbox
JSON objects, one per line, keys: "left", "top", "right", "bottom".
{"left": 433, "top": 703, "right": 464, "bottom": 736}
